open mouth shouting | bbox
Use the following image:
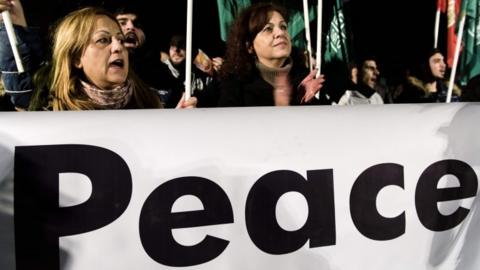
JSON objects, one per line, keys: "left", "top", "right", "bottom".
{"left": 124, "top": 32, "right": 139, "bottom": 48}
{"left": 109, "top": 58, "right": 125, "bottom": 70}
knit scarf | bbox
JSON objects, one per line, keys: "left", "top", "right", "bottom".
{"left": 80, "top": 80, "right": 133, "bottom": 109}
{"left": 256, "top": 58, "right": 293, "bottom": 87}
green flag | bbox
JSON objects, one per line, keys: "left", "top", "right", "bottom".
{"left": 458, "top": 0, "right": 480, "bottom": 85}
{"left": 324, "top": 0, "right": 349, "bottom": 64}
{"left": 216, "top": 0, "right": 251, "bottom": 42}
{"left": 217, "top": 0, "right": 315, "bottom": 49}
{"left": 288, "top": 6, "right": 316, "bottom": 48}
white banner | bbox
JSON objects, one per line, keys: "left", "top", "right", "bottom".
{"left": 0, "top": 103, "right": 479, "bottom": 270}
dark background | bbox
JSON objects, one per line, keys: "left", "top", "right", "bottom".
{"left": 21, "top": 0, "right": 444, "bottom": 85}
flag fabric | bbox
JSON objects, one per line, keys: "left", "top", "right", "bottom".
{"left": 288, "top": 6, "right": 316, "bottom": 48}
{"left": 447, "top": 0, "right": 462, "bottom": 67}
{"left": 324, "top": 0, "right": 349, "bottom": 64}
{"left": 216, "top": 0, "right": 316, "bottom": 50}
{"left": 435, "top": 0, "right": 447, "bottom": 48}
{"left": 458, "top": 0, "right": 480, "bottom": 85}
{"left": 322, "top": 0, "right": 352, "bottom": 104}
{"left": 438, "top": 0, "right": 447, "bottom": 12}
{"left": 273, "top": 0, "right": 317, "bottom": 50}
{"left": 216, "top": 0, "right": 251, "bottom": 42}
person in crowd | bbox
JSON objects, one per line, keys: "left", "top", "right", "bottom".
{"left": 348, "top": 61, "right": 358, "bottom": 85}
{"left": 461, "top": 74, "right": 480, "bottom": 102}
{"left": 337, "top": 56, "right": 384, "bottom": 105}
{"left": 112, "top": 5, "right": 187, "bottom": 108}
{"left": 0, "top": 0, "right": 41, "bottom": 109}
{"left": 375, "top": 78, "right": 393, "bottom": 104}
{"left": 160, "top": 34, "right": 224, "bottom": 107}
{"left": 217, "top": 2, "right": 324, "bottom": 107}
{"left": 0, "top": 1, "right": 195, "bottom": 110}
{"left": 389, "top": 65, "right": 410, "bottom": 102}
{"left": 160, "top": 35, "right": 186, "bottom": 81}
{"left": 114, "top": 7, "right": 145, "bottom": 50}
{"left": 161, "top": 35, "right": 224, "bottom": 81}
{"left": 395, "top": 48, "right": 461, "bottom": 103}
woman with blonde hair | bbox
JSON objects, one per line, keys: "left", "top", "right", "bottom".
{"left": 0, "top": 0, "right": 195, "bottom": 110}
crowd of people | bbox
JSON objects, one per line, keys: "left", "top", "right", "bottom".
{"left": 0, "top": 0, "right": 479, "bottom": 111}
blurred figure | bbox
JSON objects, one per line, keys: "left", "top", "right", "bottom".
{"left": 161, "top": 35, "right": 187, "bottom": 81}
{"left": 349, "top": 61, "right": 358, "bottom": 85}
{"left": 338, "top": 56, "right": 384, "bottom": 105}
{"left": 395, "top": 48, "right": 461, "bottom": 103}
{"left": 161, "top": 35, "right": 224, "bottom": 80}
{"left": 375, "top": 77, "right": 393, "bottom": 104}
{"left": 218, "top": 2, "right": 324, "bottom": 107}
{"left": 0, "top": 0, "right": 41, "bottom": 109}
{"left": 461, "top": 74, "right": 480, "bottom": 102}
{"left": 160, "top": 34, "right": 223, "bottom": 107}
{"left": 113, "top": 5, "right": 187, "bottom": 108}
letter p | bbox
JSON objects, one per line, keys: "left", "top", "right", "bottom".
{"left": 14, "top": 145, "right": 132, "bottom": 270}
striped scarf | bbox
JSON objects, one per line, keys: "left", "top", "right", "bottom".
{"left": 80, "top": 80, "right": 133, "bottom": 109}
{"left": 255, "top": 58, "right": 293, "bottom": 87}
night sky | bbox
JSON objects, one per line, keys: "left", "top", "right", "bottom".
{"left": 22, "top": 0, "right": 441, "bottom": 84}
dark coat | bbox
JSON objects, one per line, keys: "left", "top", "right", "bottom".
{"left": 0, "top": 25, "right": 43, "bottom": 109}
{"left": 395, "top": 76, "right": 461, "bottom": 103}
{"left": 129, "top": 47, "right": 184, "bottom": 108}
{"left": 461, "top": 75, "right": 480, "bottom": 102}
{"left": 218, "top": 58, "right": 319, "bottom": 107}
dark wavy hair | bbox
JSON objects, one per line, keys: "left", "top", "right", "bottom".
{"left": 219, "top": 2, "right": 289, "bottom": 81}
{"left": 410, "top": 48, "right": 444, "bottom": 83}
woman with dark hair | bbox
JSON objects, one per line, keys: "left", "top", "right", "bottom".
{"left": 395, "top": 48, "right": 461, "bottom": 103}
{"left": 218, "top": 2, "right": 324, "bottom": 107}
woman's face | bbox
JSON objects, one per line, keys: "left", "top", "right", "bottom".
{"left": 252, "top": 11, "right": 291, "bottom": 68}
{"left": 76, "top": 15, "right": 129, "bottom": 89}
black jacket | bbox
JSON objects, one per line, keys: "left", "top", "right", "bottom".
{"left": 129, "top": 47, "right": 184, "bottom": 108}
{"left": 218, "top": 59, "right": 319, "bottom": 107}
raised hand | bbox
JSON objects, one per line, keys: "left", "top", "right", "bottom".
{"left": 0, "top": 0, "right": 27, "bottom": 27}
{"left": 300, "top": 69, "right": 325, "bottom": 103}
{"left": 176, "top": 93, "right": 198, "bottom": 109}
{"left": 0, "top": 0, "right": 12, "bottom": 13}
{"left": 211, "top": 57, "right": 224, "bottom": 73}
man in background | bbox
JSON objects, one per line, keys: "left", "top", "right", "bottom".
{"left": 113, "top": 5, "right": 183, "bottom": 107}
{"left": 338, "top": 56, "right": 384, "bottom": 105}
